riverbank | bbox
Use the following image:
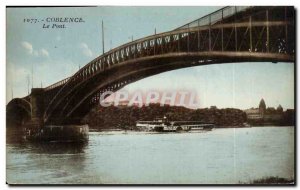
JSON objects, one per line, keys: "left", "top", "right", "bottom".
{"left": 84, "top": 104, "right": 247, "bottom": 131}
{"left": 242, "top": 176, "right": 294, "bottom": 184}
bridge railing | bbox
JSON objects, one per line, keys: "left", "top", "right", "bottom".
{"left": 44, "top": 6, "right": 294, "bottom": 122}
{"left": 175, "top": 6, "right": 251, "bottom": 30}
{"left": 44, "top": 77, "right": 70, "bottom": 91}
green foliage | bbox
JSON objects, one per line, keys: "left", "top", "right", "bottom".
{"left": 85, "top": 104, "right": 247, "bottom": 130}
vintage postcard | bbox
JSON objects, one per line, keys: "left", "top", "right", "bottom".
{"left": 6, "top": 6, "right": 295, "bottom": 185}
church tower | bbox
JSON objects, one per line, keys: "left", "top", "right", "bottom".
{"left": 259, "top": 98, "right": 266, "bottom": 116}
{"left": 277, "top": 104, "right": 283, "bottom": 113}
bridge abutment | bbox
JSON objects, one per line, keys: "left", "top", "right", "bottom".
{"left": 30, "top": 88, "right": 45, "bottom": 127}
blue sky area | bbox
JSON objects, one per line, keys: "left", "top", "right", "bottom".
{"left": 6, "top": 7, "right": 294, "bottom": 110}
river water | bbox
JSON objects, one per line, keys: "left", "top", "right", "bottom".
{"left": 6, "top": 126, "right": 294, "bottom": 184}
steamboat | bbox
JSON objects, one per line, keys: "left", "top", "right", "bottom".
{"left": 136, "top": 117, "right": 214, "bottom": 132}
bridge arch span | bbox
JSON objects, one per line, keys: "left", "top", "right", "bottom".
{"left": 7, "top": 98, "right": 32, "bottom": 127}
{"left": 45, "top": 50, "right": 292, "bottom": 124}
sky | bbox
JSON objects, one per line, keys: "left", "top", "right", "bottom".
{"left": 6, "top": 6, "right": 295, "bottom": 110}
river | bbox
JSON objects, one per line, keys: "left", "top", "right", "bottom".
{"left": 6, "top": 126, "right": 294, "bottom": 184}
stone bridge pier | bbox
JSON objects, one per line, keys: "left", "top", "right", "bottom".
{"left": 6, "top": 88, "right": 47, "bottom": 128}
{"left": 30, "top": 88, "right": 45, "bottom": 127}
{"left": 27, "top": 88, "right": 83, "bottom": 127}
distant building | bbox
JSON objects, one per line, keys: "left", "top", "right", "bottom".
{"left": 259, "top": 98, "right": 266, "bottom": 116}
{"left": 244, "top": 108, "right": 262, "bottom": 119}
{"left": 244, "top": 98, "right": 284, "bottom": 125}
{"left": 277, "top": 104, "right": 283, "bottom": 112}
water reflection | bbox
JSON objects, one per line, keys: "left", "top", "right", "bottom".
{"left": 26, "top": 142, "right": 88, "bottom": 154}
{"left": 7, "top": 127, "right": 87, "bottom": 154}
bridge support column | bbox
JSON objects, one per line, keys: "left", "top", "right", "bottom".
{"left": 30, "top": 88, "right": 45, "bottom": 127}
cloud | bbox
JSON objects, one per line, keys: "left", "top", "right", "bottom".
{"left": 40, "top": 48, "right": 49, "bottom": 57}
{"left": 20, "top": 41, "right": 49, "bottom": 57}
{"left": 80, "top": 43, "right": 93, "bottom": 57}
{"left": 21, "top": 41, "right": 33, "bottom": 54}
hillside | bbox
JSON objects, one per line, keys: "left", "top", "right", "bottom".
{"left": 83, "top": 104, "right": 247, "bottom": 130}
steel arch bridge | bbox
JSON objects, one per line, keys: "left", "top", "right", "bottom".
{"left": 7, "top": 6, "right": 295, "bottom": 126}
